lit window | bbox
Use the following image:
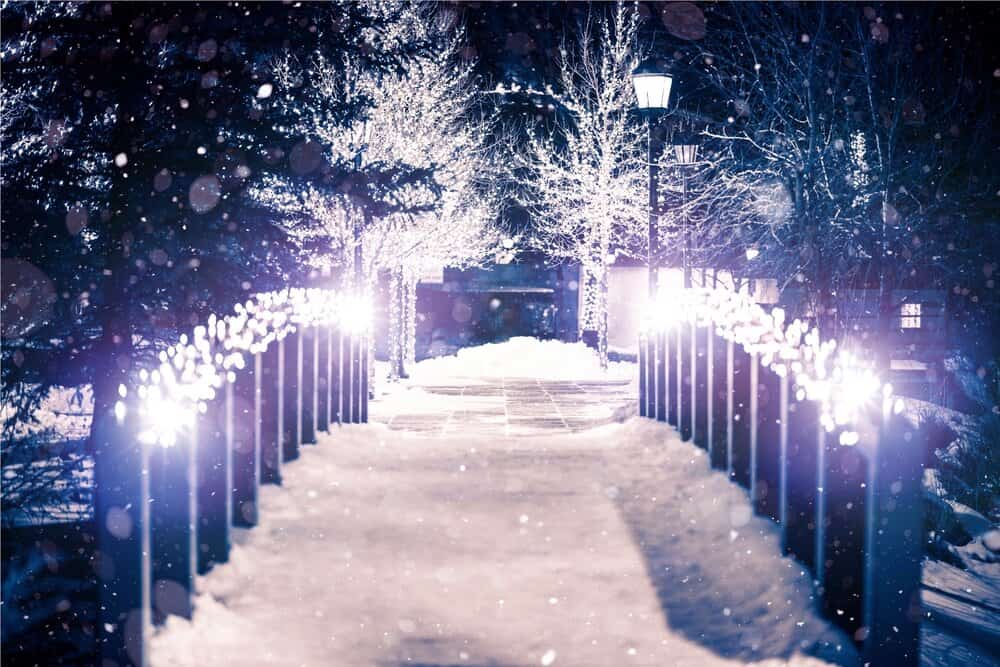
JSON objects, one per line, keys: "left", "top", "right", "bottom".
{"left": 901, "top": 302, "right": 922, "bottom": 329}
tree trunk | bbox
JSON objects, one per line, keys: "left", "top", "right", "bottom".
{"left": 403, "top": 273, "right": 417, "bottom": 374}
{"left": 579, "top": 261, "right": 601, "bottom": 339}
{"left": 597, "top": 263, "right": 609, "bottom": 370}
{"left": 387, "top": 268, "right": 404, "bottom": 381}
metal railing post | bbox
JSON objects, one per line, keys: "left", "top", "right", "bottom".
{"left": 638, "top": 332, "right": 648, "bottom": 418}
{"left": 94, "top": 394, "right": 151, "bottom": 667}
{"left": 260, "top": 339, "right": 283, "bottom": 484}
{"left": 197, "top": 387, "right": 230, "bottom": 573}
{"left": 300, "top": 326, "right": 316, "bottom": 445}
{"left": 232, "top": 354, "right": 259, "bottom": 527}
{"left": 282, "top": 331, "right": 301, "bottom": 462}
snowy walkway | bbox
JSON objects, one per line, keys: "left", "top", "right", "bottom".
{"left": 152, "top": 344, "right": 858, "bottom": 667}
{"left": 371, "top": 378, "right": 635, "bottom": 436}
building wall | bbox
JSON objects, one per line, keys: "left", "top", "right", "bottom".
{"left": 606, "top": 266, "right": 645, "bottom": 353}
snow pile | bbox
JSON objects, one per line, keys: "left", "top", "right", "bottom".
{"left": 411, "top": 336, "right": 635, "bottom": 382}
{"left": 605, "top": 419, "right": 857, "bottom": 665}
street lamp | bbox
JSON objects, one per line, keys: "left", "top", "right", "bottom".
{"left": 674, "top": 142, "right": 699, "bottom": 288}
{"left": 632, "top": 60, "right": 673, "bottom": 299}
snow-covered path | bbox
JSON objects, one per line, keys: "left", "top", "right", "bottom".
{"left": 152, "top": 346, "right": 858, "bottom": 667}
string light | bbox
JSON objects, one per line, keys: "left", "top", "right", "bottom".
{"left": 136, "top": 288, "right": 369, "bottom": 447}
{"left": 642, "top": 286, "right": 887, "bottom": 433}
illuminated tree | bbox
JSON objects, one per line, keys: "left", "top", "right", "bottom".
{"left": 512, "top": 2, "right": 645, "bottom": 368}
{"left": 252, "top": 11, "right": 507, "bottom": 378}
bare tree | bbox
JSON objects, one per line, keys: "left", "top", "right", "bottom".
{"left": 514, "top": 2, "right": 646, "bottom": 368}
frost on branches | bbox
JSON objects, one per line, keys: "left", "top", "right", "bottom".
{"left": 250, "top": 8, "right": 506, "bottom": 380}
{"left": 511, "top": 3, "right": 646, "bottom": 369}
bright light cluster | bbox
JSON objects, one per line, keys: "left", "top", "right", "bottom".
{"left": 642, "top": 286, "right": 888, "bottom": 436}
{"left": 136, "top": 288, "right": 370, "bottom": 447}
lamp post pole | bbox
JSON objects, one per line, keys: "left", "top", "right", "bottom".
{"left": 647, "top": 118, "right": 663, "bottom": 298}
{"left": 631, "top": 60, "right": 674, "bottom": 301}
{"left": 353, "top": 151, "right": 364, "bottom": 291}
{"left": 673, "top": 143, "right": 699, "bottom": 289}
{"left": 682, "top": 167, "right": 691, "bottom": 289}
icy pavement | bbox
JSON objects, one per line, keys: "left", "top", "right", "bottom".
{"left": 152, "top": 343, "right": 858, "bottom": 667}
{"left": 371, "top": 378, "right": 635, "bottom": 436}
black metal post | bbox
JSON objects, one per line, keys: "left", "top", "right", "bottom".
{"left": 862, "top": 406, "right": 926, "bottom": 666}
{"left": 315, "top": 326, "right": 322, "bottom": 428}
{"left": 710, "top": 333, "right": 729, "bottom": 470}
{"left": 778, "top": 373, "right": 789, "bottom": 529}
{"left": 682, "top": 170, "right": 691, "bottom": 290}
{"left": 820, "top": 423, "right": 866, "bottom": 635}
{"left": 332, "top": 328, "right": 343, "bottom": 425}
{"left": 351, "top": 334, "right": 363, "bottom": 423}
{"left": 639, "top": 333, "right": 648, "bottom": 418}
{"left": 94, "top": 395, "right": 150, "bottom": 667}
{"left": 783, "top": 395, "right": 820, "bottom": 572}
{"left": 648, "top": 332, "right": 658, "bottom": 420}
{"left": 655, "top": 329, "right": 667, "bottom": 422}
{"left": 754, "top": 361, "right": 782, "bottom": 521}
{"left": 675, "top": 323, "right": 683, "bottom": 431}
{"left": 647, "top": 119, "right": 663, "bottom": 298}
{"left": 300, "top": 326, "right": 316, "bottom": 445}
{"left": 341, "top": 332, "right": 352, "bottom": 424}
{"left": 327, "top": 325, "right": 336, "bottom": 426}
{"left": 706, "top": 327, "right": 715, "bottom": 458}
{"left": 694, "top": 323, "right": 707, "bottom": 447}
{"left": 232, "top": 355, "right": 259, "bottom": 527}
{"left": 730, "top": 344, "right": 752, "bottom": 487}
{"left": 260, "top": 340, "right": 282, "bottom": 485}
{"left": 680, "top": 321, "right": 692, "bottom": 441}
{"left": 749, "top": 352, "right": 759, "bottom": 499}
{"left": 725, "top": 339, "right": 735, "bottom": 477}
{"left": 667, "top": 325, "right": 678, "bottom": 426}
{"left": 361, "top": 333, "right": 369, "bottom": 423}
{"left": 150, "top": 422, "right": 196, "bottom": 623}
{"left": 317, "top": 325, "right": 330, "bottom": 433}
{"left": 197, "top": 387, "right": 230, "bottom": 573}
{"left": 282, "top": 331, "right": 300, "bottom": 462}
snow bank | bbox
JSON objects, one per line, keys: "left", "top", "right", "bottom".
{"left": 411, "top": 337, "right": 635, "bottom": 382}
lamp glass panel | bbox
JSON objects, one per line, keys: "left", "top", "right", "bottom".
{"left": 674, "top": 144, "right": 699, "bottom": 164}
{"left": 632, "top": 73, "right": 673, "bottom": 110}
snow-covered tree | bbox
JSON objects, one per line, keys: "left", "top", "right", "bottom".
{"left": 252, "top": 10, "right": 506, "bottom": 378}
{"left": 513, "top": 2, "right": 645, "bottom": 368}
{"left": 0, "top": 1, "right": 423, "bottom": 521}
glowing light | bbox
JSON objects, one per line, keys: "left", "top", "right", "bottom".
{"left": 131, "top": 286, "right": 370, "bottom": 447}
{"left": 642, "top": 285, "right": 887, "bottom": 428}
{"left": 138, "top": 386, "right": 194, "bottom": 448}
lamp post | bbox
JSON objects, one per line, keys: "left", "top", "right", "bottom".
{"left": 632, "top": 60, "right": 673, "bottom": 299}
{"left": 673, "top": 142, "right": 699, "bottom": 288}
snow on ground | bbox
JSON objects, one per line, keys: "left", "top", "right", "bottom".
{"left": 152, "top": 341, "right": 856, "bottom": 667}
{"left": 408, "top": 336, "right": 636, "bottom": 382}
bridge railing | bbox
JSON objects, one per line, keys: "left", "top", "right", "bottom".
{"left": 93, "top": 288, "right": 370, "bottom": 667}
{"left": 638, "top": 287, "right": 927, "bottom": 667}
